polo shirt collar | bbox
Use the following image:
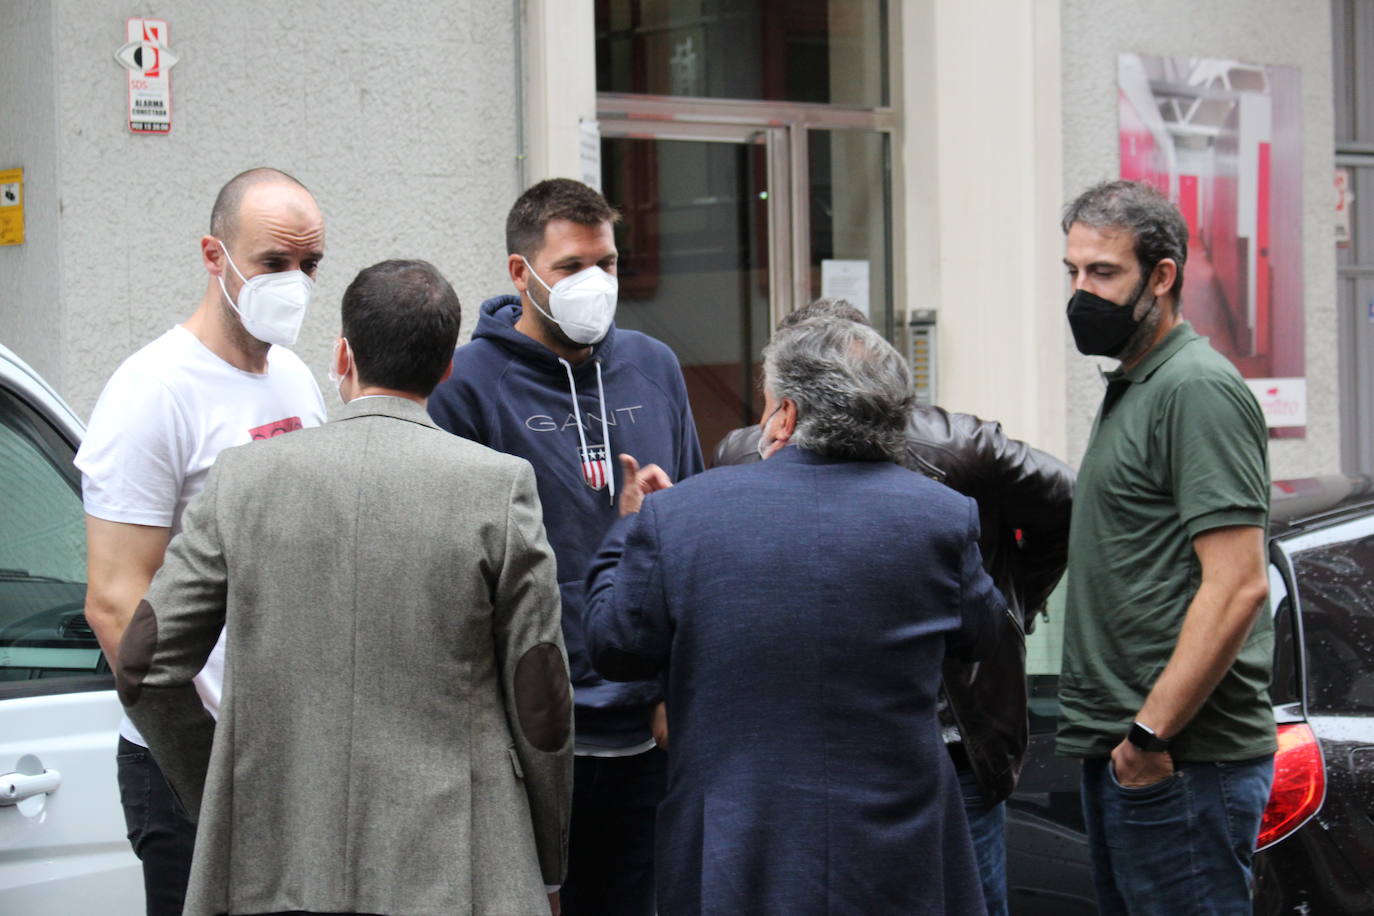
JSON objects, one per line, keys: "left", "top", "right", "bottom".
{"left": 1106, "top": 320, "right": 1200, "bottom": 385}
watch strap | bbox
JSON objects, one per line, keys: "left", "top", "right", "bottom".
{"left": 1128, "top": 721, "right": 1172, "bottom": 753}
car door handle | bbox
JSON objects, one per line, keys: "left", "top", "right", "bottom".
{"left": 0, "top": 769, "right": 62, "bottom": 804}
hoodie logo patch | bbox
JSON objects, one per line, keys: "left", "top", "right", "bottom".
{"left": 579, "top": 444, "right": 611, "bottom": 491}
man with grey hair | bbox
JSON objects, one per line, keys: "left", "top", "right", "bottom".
{"left": 714, "top": 298, "right": 1074, "bottom": 916}
{"left": 1059, "top": 179, "right": 1273, "bottom": 914}
{"left": 580, "top": 317, "right": 1006, "bottom": 914}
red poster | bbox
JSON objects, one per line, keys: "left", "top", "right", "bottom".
{"left": 1118, "top": 54, "right": 1305, "bottom": 436}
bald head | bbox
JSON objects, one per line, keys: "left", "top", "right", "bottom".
{"left": 210, "top": 168, "right": 312, "bottom": 245}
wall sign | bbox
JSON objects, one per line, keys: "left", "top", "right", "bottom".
{"left": 1336, "top": 167, "right": 1353, "bottom": 248}
{"left": 1245, "top": 378, "right": 1307, "bottom": 428}
{"left": 0, "top": 167, "right": 22, "bottom": 246}
{"left": 115, "top": 19, "right": 178, "bottom": 134}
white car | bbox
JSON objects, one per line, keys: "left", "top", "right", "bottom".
{"left": 0, "top": 343, "right": 141, "bottom": 912}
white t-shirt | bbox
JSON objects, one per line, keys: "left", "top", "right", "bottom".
{"left": 76, "top": 325, "right": 326, "bottom": 746}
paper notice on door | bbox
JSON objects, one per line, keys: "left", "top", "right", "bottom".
{"left": 579, "top": 119, "right": 602, "bottom": 193}
{"left": 820, "top": 260, "right": 870, "bottom": 318}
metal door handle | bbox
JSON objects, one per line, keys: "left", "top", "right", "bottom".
{"left": 0, "top": 769, "right": 61, "bottom": 804}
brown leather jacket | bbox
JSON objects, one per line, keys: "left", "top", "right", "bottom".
{"left": 711, "top": 406, "right": 1074, "bottom": 804}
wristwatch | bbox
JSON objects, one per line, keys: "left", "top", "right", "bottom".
{"left": 1127, "top": 721, "right": 1172, "bottom": 753}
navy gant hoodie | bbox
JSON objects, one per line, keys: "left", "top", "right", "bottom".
{"left": 428, "top": 296, "right": 705, "bottom": 749}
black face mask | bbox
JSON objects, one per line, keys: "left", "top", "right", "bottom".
{"left": 1065, "top": 273, "right": 1152, "bottom": 357}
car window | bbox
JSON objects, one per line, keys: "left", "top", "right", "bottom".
{"left": 1267, "top": 562, "right": 1300, "bottom": 707}
{"left": 0, "top": 384, "right": 105, "bottom": 693}
{"left": 1024, "top": 581, "right": 1066, "bottom": 733}
{"left": 1287, "top": 519, "right": 1374, "bottom": 713}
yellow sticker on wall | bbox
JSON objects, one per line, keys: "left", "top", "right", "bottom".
{"left": 0, "top": 168, "right": 23, "bottom": 246}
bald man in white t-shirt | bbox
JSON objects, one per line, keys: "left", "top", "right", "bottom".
{"left": 76, "top": 167, "right": 326, "bottom": 916}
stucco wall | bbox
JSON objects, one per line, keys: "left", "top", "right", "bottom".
{"left": 0, "top": 0, "right": 62, "bottom": 390}
{"left": 42, "top": 0, "right": 517, "bottom": 419}
{"left": 1061, "top": 0, "right": 1339, "bottom": 479}
{"left": 905, "top": 0, "right": 1067, "bottom": 456}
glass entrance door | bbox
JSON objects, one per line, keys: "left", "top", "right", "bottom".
{"left": 594, "top": 0, "right": 897, "bottom": 462}
{"left": 600, "top": 125, "right": 786, "bottom": 458}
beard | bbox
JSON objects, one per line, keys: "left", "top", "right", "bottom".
{"left": 1114, "top": 292, "right": 1162, "bottom": 367}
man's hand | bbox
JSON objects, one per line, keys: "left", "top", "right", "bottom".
{"left": 1110, "top": 738, "right": 1174, "bottom": 788}
{"left": 651, "top": 701, "right": 669, "bottom": 750}
{"left": 618, "top": 453, "right": 673, "bottom": 517}
{"left": 547, "top": 891, "right": 560, "bottom": 915}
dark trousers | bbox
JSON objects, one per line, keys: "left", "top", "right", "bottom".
{"left": 561, "top": 748, "right": 667, "bottom": 916}
{"left": 117, "top": 736, "right": 196, "bottom": 916}
{"left": 1081, "top": 755, "right": 1274, "bottom": 916}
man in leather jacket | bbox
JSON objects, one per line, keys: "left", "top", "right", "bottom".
{"left": 712, "top": 300, "right": 1074, "bottom": 916}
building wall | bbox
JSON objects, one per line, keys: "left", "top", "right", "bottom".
{"left": 1060, "top": 0, "right": 1339, "bottom": 478}
{"left": 15, "top": 0, "right": 519, "bottom": 420}
{"left": 0, "top": 0, "right": 62, "bottom": 390}
{"left": 5, "top": 0, "right": 1344, "bottom": 481}
{"left": 904, "top": 0, "right": 1067, "bottom": 456}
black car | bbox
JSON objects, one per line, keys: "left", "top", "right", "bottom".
{"left": 1008, "top": 475, "right": 1374, "bottom": 914}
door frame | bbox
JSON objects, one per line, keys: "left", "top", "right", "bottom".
{"left": 597, "top": 92, "right": 899, "bottom": 330}
{"left": 597, "top": 118, "right": 793, "bottom": 331}
{"left": 1336, "top": 156, "right": 1374, "bottom": 473}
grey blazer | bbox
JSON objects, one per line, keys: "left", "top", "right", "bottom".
{"left": 118, "top": 397, "right": 572, "bottom": 916}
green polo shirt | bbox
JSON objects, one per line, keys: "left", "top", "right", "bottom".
{"left": 1056, "top": 322, "right": 1276, "bottom": 761}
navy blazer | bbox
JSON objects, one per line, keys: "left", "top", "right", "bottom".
{"left": 584, "top": 445, "right": 1005, "bottom": 915}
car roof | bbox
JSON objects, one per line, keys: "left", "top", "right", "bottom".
{"left": 1269, "top": 475, "right": 1374, "bottom": 536}
{"left": 0, "top": 341, "right": 85, "bottom": 446}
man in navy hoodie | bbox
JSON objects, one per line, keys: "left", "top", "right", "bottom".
{"left": 429, "top": 178, "right": 704, "bottom": 915}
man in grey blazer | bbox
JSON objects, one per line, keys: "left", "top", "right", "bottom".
{"left": 117, "top": 259, "right": 573, "bottom": 915}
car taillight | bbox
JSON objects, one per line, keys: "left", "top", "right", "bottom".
{"left": 1256, "top": 722, "right": 1325, "bottom": 850}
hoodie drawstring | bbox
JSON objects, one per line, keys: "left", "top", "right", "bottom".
{"left": 594, "top": 359, "right": 614, "bottom": 505}
{"left": 558, "top": 357, "right": 615, "bottom": 507}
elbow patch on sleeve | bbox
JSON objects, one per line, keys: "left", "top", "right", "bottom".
{"left": 116, "top": 599, "right": 158, "bottom": 707}
{"left": 515, "top": 642, "right": 572, "bottom": 752}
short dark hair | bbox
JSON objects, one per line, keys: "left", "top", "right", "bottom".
{"left": 209, "top": 167, "right": 311, "bottom": 244}
{"left": 1062, "top": 180, "right": 1188, "bottom": 307}
{"left": 506, "top": 178, "right": 620, "bottom": 259}
{"left": 779, "top": 297, "right": 871, "bottom": 330}
{"left": 341, "top": 260, "right": 462, "bottom": 397}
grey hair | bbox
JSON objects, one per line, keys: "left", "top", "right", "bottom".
{"left": 1062, "top": 180, "right": 1188, "bottom": 308}
{"left": 763, "top": 317, "right": 913, "bottom": 462}
{"left": 779, "top": 297, "right": 870, "bottom": 330}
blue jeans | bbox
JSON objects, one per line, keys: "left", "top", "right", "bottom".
{"left": 1081, "top": 755, "right": 1274, "bottom": 916}
{"left": 957, "top": 766, "right": 1008, "bottom": 916}
{"left": 117, "top": 737, "right": 196, "bottom": 916}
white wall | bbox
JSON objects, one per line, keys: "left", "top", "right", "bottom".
{"left": 902, "top": 0, "right": 1067, "bottom": 456}
{"left": 0, "top": 0, "right": 62, "bottom": 390}
{"left": 1061, "top": 0, "right": 1338, "bottom": 477}
{"left": 18, "top": 0, "right": 519, "bottom": 419}
{"left": 523, "top": 0, "right": 597, "bottom": 184}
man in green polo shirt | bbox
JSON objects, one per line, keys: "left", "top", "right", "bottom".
{"left": 1057, "top": 180, "right": 1274, "bottom": 915}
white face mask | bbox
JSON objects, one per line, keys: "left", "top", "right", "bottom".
{"left": 521, "top": 256, "right": 618, "bottom": 345}
{"left": 327, "top": 337, "right": 353, "bottom": 405}
{"left": 757, "top": 404, "right": 783, "bottom": 460}
{"left": 217, "top": 240, "right": 315, "bottom": 346}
